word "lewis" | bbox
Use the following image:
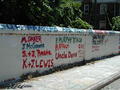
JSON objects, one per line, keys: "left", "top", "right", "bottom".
{"left": 22, "top": 59, "right": 54, "bottom": 69}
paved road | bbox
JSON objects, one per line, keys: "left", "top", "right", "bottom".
{"left": 8, "top": 56, "right": 120, "bottom": 90}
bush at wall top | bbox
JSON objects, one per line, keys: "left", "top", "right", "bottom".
{"left": 112, "top": 16, "right": 120, "bottom": 31}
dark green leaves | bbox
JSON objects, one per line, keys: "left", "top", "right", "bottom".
{"left": 112, "top": 16, "right": 120, "bottom": 31}
{"left": 0, "top": 0, "right": 92, "bottom": 29}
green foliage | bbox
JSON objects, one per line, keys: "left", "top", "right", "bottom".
{"left": 112, "top": 16, "right": 120, "bottom": 31}
{"left": 71, "top": 18, "right": 92, "bottom": 29}
{"left": 0, "top": 0, "right": 92, "bottom": 29}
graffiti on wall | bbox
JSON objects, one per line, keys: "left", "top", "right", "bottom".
{"left": 55, "top": 36, "right": 84, "bottom": 59}
{"left": 119, "top": 35, "right": 120, "bottom": 53}
{"left": 78, "top": 44, "right": 85, "bottom": 57}
{"left": 56, "top": 36, "right": 82, "bottom": 44}
{"left": 92, "top": 45, "right": 100, "bottom": 52}
{"left": 21, "top": 36, "right": 54, "bottom": 69}
{"left": 92, "top": 35, "right": 105, "bottom": 45}
{"left": 21, "top": 36, "right": 44, "bottom": 49}
{"left": 92, "top": 35, "right": 105, "bottom": 52}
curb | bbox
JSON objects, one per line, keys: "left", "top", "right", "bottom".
{"left": 85, "top": 71, "right": 120, "bottom": 90}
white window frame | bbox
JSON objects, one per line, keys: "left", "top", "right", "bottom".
{"left": 100, "top": 4, "right": 107, "bottom": 15}
{"left": 119, "top": 5, "right": 120, "bottom": 15}
{"left": 84, "top": 4, "right": 89, "bottom": 14}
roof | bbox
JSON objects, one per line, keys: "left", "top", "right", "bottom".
{"left": 92, "top": 0, "right": 120, "bottom": 3}
{"left": 78, "top": 0, "right": 120, "bottom": 3}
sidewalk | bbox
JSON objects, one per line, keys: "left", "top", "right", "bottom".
{"left": 101, "top": 78, "right": 120, "bottom": 90}
{"left": 10, "top": 56, "right": 120, "bottom": 90}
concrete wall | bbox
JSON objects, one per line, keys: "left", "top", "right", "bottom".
{"left": 0, "top": 24, "right": 120, "bottom": 84}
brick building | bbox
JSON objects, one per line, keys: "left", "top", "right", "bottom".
{"left": 79, "top": 0, "right": 120, "bottom": 30}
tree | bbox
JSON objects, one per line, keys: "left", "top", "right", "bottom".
{"left": 112, "top": 16, "right": 120, "bottom": 31}
{"left": 71, "top": 18, "right": 92, "bottom": 29}
{"left": 0, "top": 0, "right": 92, "bottom": 29}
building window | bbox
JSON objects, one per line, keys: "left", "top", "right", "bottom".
{"left": 100, "top": 4, "right": 107, "bottom": 15}
{"left": 84, "top": 4, "right": 89, "bottom": 14}
{"left": 119, "top": 4, "right": 120, "bottom": 15}
{"left": 99, "top": 20, "right": 106, "bottom": 29}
